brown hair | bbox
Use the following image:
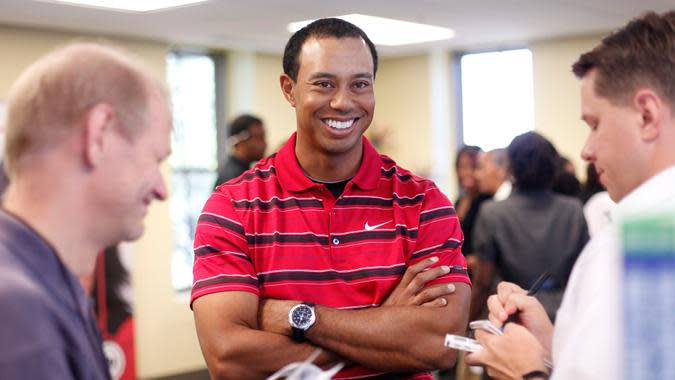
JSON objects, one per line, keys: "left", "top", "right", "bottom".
{"left": 4, "top": 42, "right": 161, "bottom": 177}
{"left": 572, "top": 11, "right": 675, "bottom": 108}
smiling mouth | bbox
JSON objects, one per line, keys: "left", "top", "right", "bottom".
{"left": 323, "top": 118, "right": 357, "bottom": 130}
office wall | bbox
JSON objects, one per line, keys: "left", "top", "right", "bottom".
{"left": 253, "top": 53, "right": 297, "bottom": 151}
{"left": 531, "top": 34, "right": 603, "bottom": 178}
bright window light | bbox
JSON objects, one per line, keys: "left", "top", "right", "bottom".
{"left": 43, "top": 0, "right": 208, "bottom": 12}
{"left": 460, "top": 49, "right": 535, "bottom": 151}
{"left": 288, "top": 14, "right": 454, "bottom": 46}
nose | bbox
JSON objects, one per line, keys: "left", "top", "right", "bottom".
{"left": 153, "top": 174, "right": 168, "bottom": 201}
{"left": 580, "top": 137, "right": 595, "bottom": 163}
{"left": 330, "top": 86, "right": 354, "bottom": 112}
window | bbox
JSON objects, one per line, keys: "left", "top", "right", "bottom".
{"left": 166, "top": 51, "right": 221, "bottom": 292}
{"left": 459, "top": 49, "right": 534, "bottom": 150}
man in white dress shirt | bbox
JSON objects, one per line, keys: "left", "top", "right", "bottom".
{"left": 465, "top": 10, "right": 675, "bottom": 380}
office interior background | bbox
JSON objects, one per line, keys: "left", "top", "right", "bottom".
{"left": 0, "top": 1, "right": 672, "bottom": 378}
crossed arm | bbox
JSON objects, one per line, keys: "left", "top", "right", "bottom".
{"left": 193, "top": 257, "right": 471, "bottom": 379}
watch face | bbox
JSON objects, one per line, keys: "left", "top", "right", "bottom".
{"left": 291, "top": 304, "right": 315, "bottom": 329}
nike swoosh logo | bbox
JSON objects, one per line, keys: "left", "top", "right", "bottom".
{"left": 364, "top": 220, "right": 391, "bottom": 231}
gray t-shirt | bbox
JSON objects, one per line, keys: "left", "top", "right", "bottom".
{"left": 0, "top": 209, "right": 110, "bottom": 379}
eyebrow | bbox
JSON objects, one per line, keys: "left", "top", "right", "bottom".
{"left": 307, "top": 72, "right": 373, "bottom": 81}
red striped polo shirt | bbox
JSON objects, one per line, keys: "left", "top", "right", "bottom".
{"left": 192, "top": 133, "right": 470, "bottom": 379}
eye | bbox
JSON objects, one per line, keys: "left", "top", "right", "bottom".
{"left": 353, "top": 80, "right": 370, "bottom": 89}
{"left": 314, "top": 80, "right": 334, "bottom": 88}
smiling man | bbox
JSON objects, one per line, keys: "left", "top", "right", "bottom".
{"left": 191, "top": 18, "right": 471, "bottom": 379}
{"left": 465, "top": 10, "right": 675, "bottom": 380}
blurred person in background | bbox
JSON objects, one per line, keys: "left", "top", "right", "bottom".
{"left": 469, "top": 132, "right": 588, "bottom": 322}
{"left": 213, "top": 114, "right": 267, "bottom": 188}
{"left": 454, "top": 145, "right": 492, "bottom": 261}
{"left": 552, "top": 156, "right": 582, "bottom": 199}
{"left": 475, "top": 148, "right": 511, "bottom": 201}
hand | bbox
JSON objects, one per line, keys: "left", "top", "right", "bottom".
{"left": 465, "top": 324, "right": 548, "bottom": 380}
{"left": 486, "top": 282, "right": 553, "bottom": 355}
{"left": 258, "top": 299, "right": 296, "bottom": 336}
{"left": 383, "top": 256, "right": 456, "bottom": 307}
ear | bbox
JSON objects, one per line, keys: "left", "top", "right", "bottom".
{"left": 82, "top": 103, "right": 115, "bottom": 168}
{"left": 634, "top": 89, "right": 663, "bottom": 142}
{"left": 280, "top": 74, "right": 296, "bottom": 107}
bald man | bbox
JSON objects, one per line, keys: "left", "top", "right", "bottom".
{"left": 0, "top": 43, "right": 171, "bottom": 379}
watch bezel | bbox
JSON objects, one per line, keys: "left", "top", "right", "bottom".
{"left": 288, "top": 303, "right": 316, "bottom": 330}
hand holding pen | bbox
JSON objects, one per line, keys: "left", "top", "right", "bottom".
{"left": 485, "top": 277, "right": 555, "bottom": 358}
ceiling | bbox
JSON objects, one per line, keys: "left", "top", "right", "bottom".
{"left": 0, "top": 0, "right": 673, "bottom": 56}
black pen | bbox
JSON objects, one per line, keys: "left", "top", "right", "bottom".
{"left": 504, "top": 271, "right": 551, "bottom": 325}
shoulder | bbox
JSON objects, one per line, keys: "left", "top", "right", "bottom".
{"left": 0, "top": 264, "right": 59, "bottom": 354}
{"left": 379, "top": 154, "right": 441, "bottom": 193}
{"left": 214, "top": 154, "right": 278, "bottom": 199}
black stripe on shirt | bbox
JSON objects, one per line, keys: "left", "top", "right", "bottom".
{"left": 419, "top": 207, "right": 456, "bottom": 223}
{"left": 198, "top": 214, "right": 245, "bottom": 235}
{"left": 192, "top": 275, "right": 259, "bottom": 291}
{"left": 247, "top": 233, "right": 330, "bottom": 245}
{"left": 411, "top": 239, "right": 462, "bottom": 260}
{"left": 336, "top": 194, "right": 424, "bottom": 207}
{"left": 380, "top": 167, "right": 413, "bottom": 181}
{"left": 258, "top": 265, "right": 406, "bottom": 284}
{"left": 232, "top": 197, "right": 323, "bottom": 210}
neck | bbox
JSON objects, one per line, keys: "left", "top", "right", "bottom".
{"left": 3, "top": 177, "right": 101, "bottom": 277}
{"left": 295, "top": 139, "right": 363, "bottom": 182}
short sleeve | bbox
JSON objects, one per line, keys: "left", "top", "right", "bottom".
{"left": 411, "top": 186, "right": 471, "bottom": 287}
{"left": 190, "top": 190, "right": 259, "bottom": 307}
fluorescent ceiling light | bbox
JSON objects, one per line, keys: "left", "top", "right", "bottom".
{"left": 43, "top": 0, "right": 208, "bottom": 12}
{"left": 288, "top": 14, "right": 454, "bottom": 46}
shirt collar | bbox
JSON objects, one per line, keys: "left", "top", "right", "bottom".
{"left": 613, "top": 164, "right": 675, "bottom": 220}
{"left": 275, "top": 133, "right": 381, "bottom": 192}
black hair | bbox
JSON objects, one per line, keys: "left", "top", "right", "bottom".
{"left": 228, "top": 114, "right": 263, "bottom": 137}
{"left": 552, "top": 156, "right": 582, "bottom": 198}
{"left": 455, "top": 145, "right": 482, "bottom": 170}
{"left": 282, "top": 18, "right": 379, "bottom": 81}
{"left": 508, "top": 132, "right": 558, "bottom": 191}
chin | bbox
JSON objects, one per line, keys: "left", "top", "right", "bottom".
{"left": 124, "top": 224, "right": 146, "bottom": 242}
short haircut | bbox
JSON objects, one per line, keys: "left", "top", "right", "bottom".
{"left": 228, "top": 114, "right": 263, "bottom": 137}
{"left": 282, "top": 18, "right": 378, "bottom": 81}
{"left": 5, "top": 42, "right": 161, "bottom": 177}
{"left": 455, "top": 145, "right": 482, "bottom": 169}
{"left": 488, "top": 148, "right": 509, "bottom": 170}
{"left": 572, "top": 11, "right": 675, "bottom": 109}
{"left": 508, "top": 132, "right": 558, "bottom": 191}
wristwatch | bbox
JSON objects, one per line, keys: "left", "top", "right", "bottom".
{"left": 289, "top": 302, "right": 316, "bottom": 342}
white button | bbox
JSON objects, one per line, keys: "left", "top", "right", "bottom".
{"left": 332, "top": 238, "right": 339, "bottom": 245}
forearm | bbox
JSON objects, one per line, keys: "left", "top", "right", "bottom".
{"left": 203, "top": 325, "right": 338, "bottom": 380}
{"left": 307, "top": 284, "right": 470, "bottom": 371}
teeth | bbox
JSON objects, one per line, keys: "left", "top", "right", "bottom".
{"left": 325, "top": 119, "right": 354, "bottom": 130}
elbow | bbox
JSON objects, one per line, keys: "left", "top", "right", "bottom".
{"left": 206, "top": 349, "right": 258, "bottom": 380}
{"left": 406, "top": 336, "right": 458, "bottom": 371}
{"left": 208, "top": 360, "right": 254, "bottom": 380}
{"left": 433, "top": 349, "right": 458, "bottom": 369}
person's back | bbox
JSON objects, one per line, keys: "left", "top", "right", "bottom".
{"left": 475, "top": 190, "right": 587, "bottom": 317}
{"left": 471, "top": 132, "right": 589, "bottom": 321}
